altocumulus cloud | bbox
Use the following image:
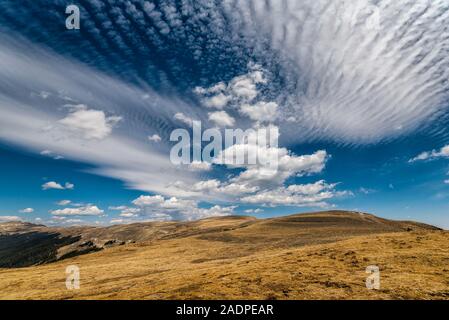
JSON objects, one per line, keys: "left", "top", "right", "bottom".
{"left": 1, "top": 0, "right": 447, "bottom": 145}
{"left": 0, "top": 0, "right": 448, "bottom": 223}
{"left": 0, "top": 34, "right": 200, "bottom": 197}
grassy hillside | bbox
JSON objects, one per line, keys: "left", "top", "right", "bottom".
{"left": 0, "top": 211, "right": 447, "bottom": 300}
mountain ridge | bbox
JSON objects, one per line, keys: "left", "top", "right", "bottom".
{"left": 0, "top": 210, "right": 440, "bottom": 268}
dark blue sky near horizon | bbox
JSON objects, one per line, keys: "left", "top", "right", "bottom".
{"left": 0, "top": 0, "right": 449, "bottom": 228}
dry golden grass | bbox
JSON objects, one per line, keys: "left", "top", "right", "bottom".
{"left": 1, "top": 228, "right": 448, "bottom": 300}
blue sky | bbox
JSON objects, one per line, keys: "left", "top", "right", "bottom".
{"left": 0, "top": 0, "right": 448, "bottom": 228}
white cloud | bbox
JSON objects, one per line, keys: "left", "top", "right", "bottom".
{"left": 110, "top": 219, "right": 126, "bottom": 224}
{"left": 359, "top": 187, "right": 375, "bottom": 195}
{"left": 119, "top": 212, "right": 138, "bottom": 218}
{"left": 204, "top": 93, "right": 230, "bottom": 109}
{"left": 42, "top": 181, "right": 74, "bottom": 190}
{"left": 109, "top": 206, "right": 128, "bottom": 210}
{"left": 196, "top": 66, "right": 270, "bottom": 120}
{"left": 194, "top": 82, "right": 227, "bottom": 95}
{"left": 50, "top": 205, "right": 104, "bottom": 216}
{"left": 132, "top": 194, "right": 236, "bottom": 220}
{"left": 57, "top": 200, "right": 72, "bottom": 206}
{"left": 231, "top": 77, "right": 256, "bottom": 100}
{"left": 58, "top": 105, "right": 122, "bottom": 140}
{"left": 65, "top": 219, "right": 84, "bottom": 224}
{"left": 159, "top": 197, "right": 198, "bottom": 210}
{"left": 221, "top": 0, "right": 449, "bottom": 144}
{"left": 191, "top": 179, "right": 221, "bottom": 192}
{"left": 0, "top": 35, "right": 201, "bottom": 198}
{"left": 219, "top": 183, "right": 260, "bottom": 195}
{"left": 240, "top": 101, "right": 278, "bottom": 123}
{"left": 42, "top": 181, "right": 64, "bottom": 190}
{"left": 40, "top": 150, "right": 52, "bottom": 156}
{"left": 40, "top": 150, "right": 63, "bottom": 160}
{"left": 215, "top": 143, "right": 328, "bottom": 187}
{"left": 286, "top": 181, "right": 337, "bottom": 195}
{"left": 0, "top": 2, "right": 447, "bottom": 221}
{"left": 194, "top": 205, "right": 237, "bottom": 219}
{"left": 64, "top": 182, "right": 74, "bottom": 190}
{"left": 229, "top": 68, "right": 266, "bottom": 101}
{"left": 409, "top": 145, "right": 449, "bottom": 162}
{"left": 188, "top": 161, "right": 212, "bottom": 171}
{"left": 3, "top": 3, "right": 447, "bottom": 221}
{"left": 109, "top": 205, "right": 141, "bottom": 218}
{"left": 279, "top": 150, "right": 328, "bottom": 176}
{"left": 148, "top": 134, "right": 162, "bottom": 143}
{"left": 132, "top": 195, "right": 165, "bottom": 206}
{"left": 208, "top": 111, "right": 235, "bottom": 127}
{"left": 174, "top": 112, "right": 195, "bottom": 127}
{"left": 244, "top": 208, "right": 263, "bottom": 214}
{"left": 0, "top": 216, "right": 21, "bottom": 222}
{"left": 241, "top": 180, "right": 348, "bottom": 207}
{"left": 0, "top": 216, "right": 20, "bottom": 222}
{"left": 181, "top": 179, "right": 258, "bottom": 198}
{"left": 121, "top": 208, "right": 140, "bottom": 214}
{"left": 200, "top": 124, "right": 330, "bottom": 200}
{"left": 444, "top": 180, "right": 449, "bottom": 184}
{"left": 144, "top": 212, "right": 174, "bottom": 221}
{"left": 19, "top": 208, "right": 34, "bottom": 213}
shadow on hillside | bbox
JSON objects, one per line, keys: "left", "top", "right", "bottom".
{"left": 0, "top": 232, "right": 80, "bottom": 268}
